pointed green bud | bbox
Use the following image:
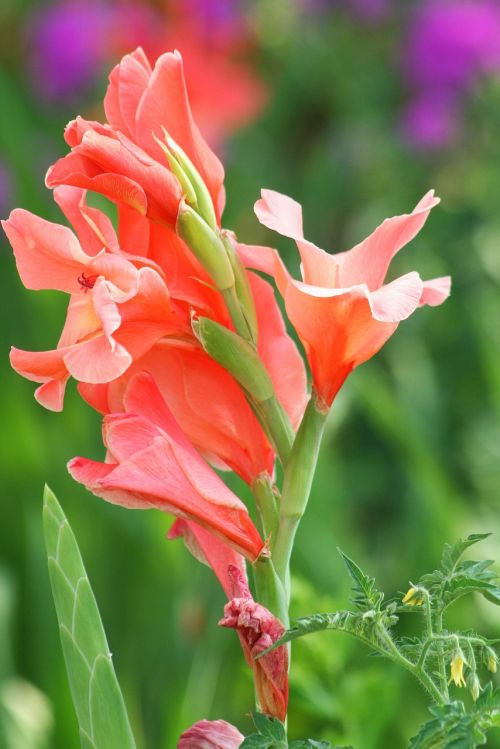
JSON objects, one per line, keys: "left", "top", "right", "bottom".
{"left": 193, "top": 316, "right": 274, "bottom": 404}
{"left": 176, "top": 202, "right": 235, "bottom": 292}
{"left": 486, "top": 648, "right": 498, "bottom": 673}
{"left": 163, "top": 128, "right": 217, "bottom": 229}
{"left": 468, "top": 673, "right": 481, "bottom": 702}
{"left": 221, "top": 232, "right": 258, "bottom": 343}
{"left": 153, "top": 133, "right": 198, "bottom": 207}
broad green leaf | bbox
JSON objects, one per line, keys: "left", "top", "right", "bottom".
{"left": 43, "top": 486, "right": 136, "bottom": 749}
{"left": 337, "top": 550, "right": 384, "bottom": 610}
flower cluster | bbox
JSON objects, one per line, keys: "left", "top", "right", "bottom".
{"left": 3, "top": 46, "right": 450, "bottom": 742}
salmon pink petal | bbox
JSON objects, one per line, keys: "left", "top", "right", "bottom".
{"left": 53, "top": 186, "right": 119, "bottom": 256}
{"left": 254, "top": 190, "right": 337, "bottom": 286}
{"left": 46, "top": 151, "right": 149, "bottom": 217}
{"left": 177, "top": 719, "right": 244, "bottom": 749}
{"left": 334, "top": 191, "right": 440, "bottom": 289}
{"left": 369, "top": 271, "right": 424, "bottom": 322}
{"left": 104, "top": 48, "right": 151, "bottom": 140}
{"left": 69, "top": 374, "right": 264, "bottom": 560}
{"left": 135, "top": 50, "right": 225, "bottom": 221}
{"left": 10, "top": 346, "right": 70, "bottom": 411}
{"left": 235, "top": 241, "right": 277, "bottom": 277}
{"left": 250, "top": 273, "right": 307, "bottom": 429}
{"left": 99, "top": 347, "right": 275, "bottom": 484}
{"left": 2, "top": 209, "right": 92, "bottom": 292}
{"left": 420, "top": 276, "right": 452, "bottom": 306}
{"left": 168, "top": 518, "right": 246, "bottom": 599}
{"left": 63, "top": 334, "right": 132, "bottom": 384}
{"left": 64, "top": 117, "right": 115, "bottom": 147}
{"left": 255, "top": 189, "right": 304, "bottom": 240}
{"left": 67, "top": 457, "right": 147, "bottom": 509}
{"left": 77, "top": 382, "right": 110, "bottom": 414}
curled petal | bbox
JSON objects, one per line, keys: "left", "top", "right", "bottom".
{"left": 420, "top": 276, "right": 452, "bottom": 306}
{"left": 69, "top": 374, "right": 264, "bottom": 561}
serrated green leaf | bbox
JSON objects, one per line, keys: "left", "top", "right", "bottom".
{"left": 255, "top": 714, "right": 286, "bottom": 739}
{"left": 440, "top": 535, "right": 491, "bottom": 575}
{"left": 43, "top": 486, "right": 137, "bottom": 749}
{"left": 338, "top": 549, "right": 383, "bottom": 610}
{"left": 240, "top": 735, "right": 275, "bottom": 749}
{"left": 409, "top": 692, "right": 500, "bottom": 749}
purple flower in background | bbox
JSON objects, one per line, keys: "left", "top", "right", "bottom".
{"left": 26, "top": 0, "right": 112, "bottom": 101}
{"left": 181, "top": 0, "right": 243, "bottom": 28}
{"left": 403, "top": 95, "right": 458, "bottom": 149}
{"left": 402, "top": 0, "right": 500, "bottom": 148}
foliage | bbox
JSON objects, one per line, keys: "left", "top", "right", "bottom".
{"left": 43, "top": 486, "right": 136, "bottom": 749}
{"left": 241, "top": 713, "right": 353, "bottom": 749}
{"left": 263, "top": 537, "right": 500, "bottom": 748}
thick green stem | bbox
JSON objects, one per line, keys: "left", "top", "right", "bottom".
{"left": 255, "top": 396, "right": 294, "bottom": 467}
{"left": 253, "top": 473, "right": 279, "bottom": 541}
{"left": 253, "top": 556, "right": 289, "bottom": 628}
{"left": 272, "top": 394, "right": 327, "bottom": 591}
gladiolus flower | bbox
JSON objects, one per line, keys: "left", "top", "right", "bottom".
{"left": 219, "top": 565, "right": 288, "bottom": 721}
{"left": 46, "top": 48, "right": 225, "bottom": 227}
{"left": 2, "top": 187, "right": 180, "bottom": 411}
{"left": 253, "top": 189, "right": 451, "bottom": 410}
{"left": 68, "top": 373, "right": 264, "bottom": 561}
{"left": 177, "top": 719, "right": 244, "bottom": 748}
{"left": 76, "top": 274, "right": 306, "bottom": 484}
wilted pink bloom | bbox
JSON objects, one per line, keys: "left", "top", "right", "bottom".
{"left": 69, "top": 373, "right": 264, "bottom": 561}
{"left": 251, "top": 189, "right": 450, "bottom": 409}
{"left": 219, "top": 565, "right": 288, "bottom": 721}
{"left": 177, "top": 719, "right": 243, "bottom": 749}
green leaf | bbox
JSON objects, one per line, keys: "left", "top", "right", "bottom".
{"left": 337, "top": 549, "right": 384, "bottom": 610}
{"left": 409, "top": 690, "right": 500, "bottom": 749}
{"left": 43, "top": 486, "right": 137, "bottom": 749}
{"left": 240, "top": 714, "right": 287, "bottom": 748}
{"left": 440, "top": 535, "right": 491, "bottom": 575}
{"left": 418, "top": 535, "right": 500, "bottom": 608}
{"left": 290, "top": 741, "right": 353, "bottom": 748}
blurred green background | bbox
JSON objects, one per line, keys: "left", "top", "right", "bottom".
{"left": 0, "top": 0, "right": 499, "bottom": 747}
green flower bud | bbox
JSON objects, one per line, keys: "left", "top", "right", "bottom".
{"left": 193, "top": 316, "right": 274, "bottom": 404}
{"left": 176, "top": 202, "right": 235, "bottom": 292}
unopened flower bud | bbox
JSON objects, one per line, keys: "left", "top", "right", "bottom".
{"left": 193, "top": 316, "right": 274, "bottom": 404}
{"left": 468, "top": 672, "right": 481, "bottom": 702}
{"left": 176, "top": 202, "right": 235, "bottom": 292}
{"left": 177, "top": 719, "right": 243, "bottom": 748}
{"left": 402, "top": 586, "right": 425, "bottom": 606}
{"left": 486, "top": 648, "right": 498, "bottom": 674}
{"left": 164, "top": 128, "right": 217, "bottom": 229}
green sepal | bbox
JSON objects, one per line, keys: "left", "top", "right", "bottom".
{"left": 43, "top": 486, "right": 137, "bottom": 749}
{"left": 164, "top": 129, "right": 217, "bottom": 229}
{"left": 176, "top": 203, "right": 235, "bottom": 292}
{"left": 193, "top": 316, "right": 274, "bottom": 402}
